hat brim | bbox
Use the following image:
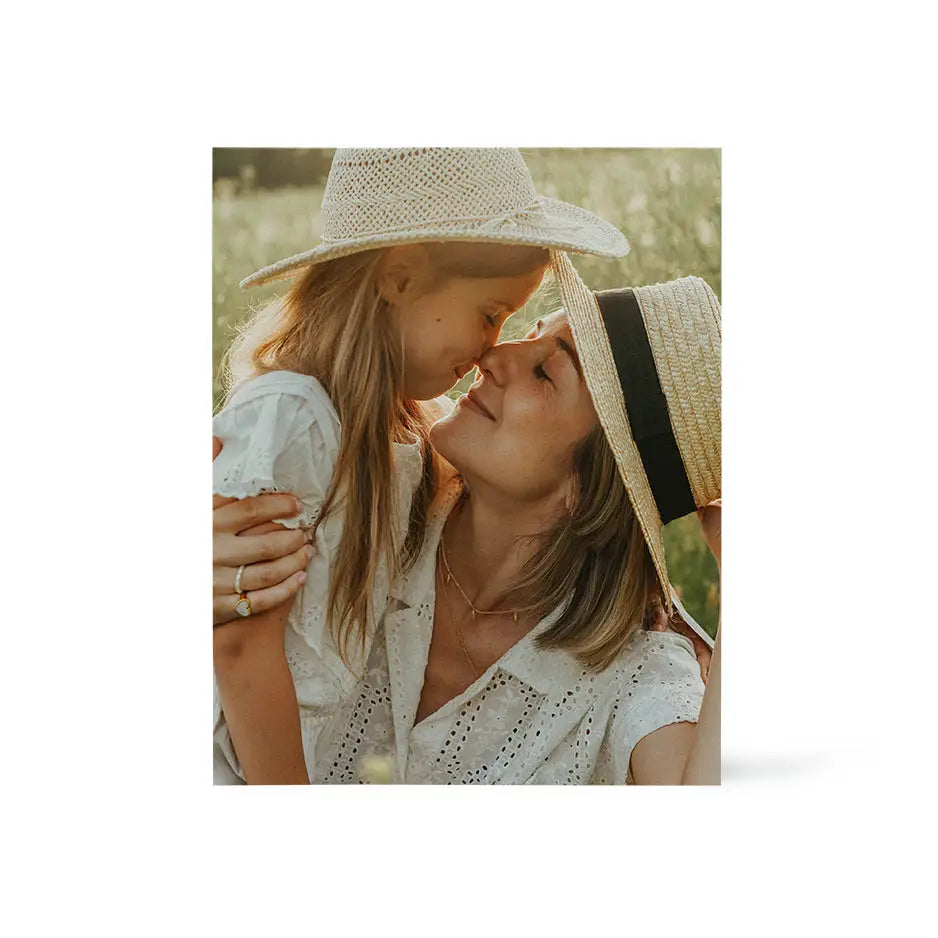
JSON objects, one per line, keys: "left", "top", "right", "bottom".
{"left": 239, "top": 196, "right": 629, "bottom": 290}
{"left": 550, "top": 250, "right": 673, "bottom": 612}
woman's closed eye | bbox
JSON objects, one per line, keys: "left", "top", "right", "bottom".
{"left": 535, "top": 362, "right": 552, "bottom": 383}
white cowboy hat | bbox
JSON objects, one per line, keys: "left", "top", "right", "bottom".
{"left": 240, "top": 147, "right": 629, "bottom": 289}
{"left": 552, "top": 252, "right": 721, "bottom": 621}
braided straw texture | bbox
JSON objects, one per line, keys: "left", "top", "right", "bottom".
{"left": 634, "top": 277, "right": 721, "bottom": 509}
{"left": 551, "top": 253, "right": 722, "bottom": 611}
{"left": 240, "top": 148, "right": 629, "bottom": 289}
{"left": 551, "top": 250, "right": 671, "bottom": 609}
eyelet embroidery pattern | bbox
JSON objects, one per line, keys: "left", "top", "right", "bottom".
{"left": 213, "top": 410, "right": 706, "bottom": 785}
{"left": 212, "top": 374, "right": 429, "bottom": 785}
{"left": 303, "top": 626, "right": 704, "bottom": 785}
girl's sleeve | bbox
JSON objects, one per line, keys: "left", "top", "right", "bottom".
{"left": 212, "top": 375, "right": 339, "bottom": 530}
{"left": 212, "top": 373, "right": 355, "bottom": 687}
{"left": 605, "top": 631, "right": 706, "bottom": 781}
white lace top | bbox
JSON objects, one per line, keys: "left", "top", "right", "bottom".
{"left": 211, "top": 371, "right": 428, "bottom": 782}
{"left": 213, "top": 468, "right": 705, "bottom": 785}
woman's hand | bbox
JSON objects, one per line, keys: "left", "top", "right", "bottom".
{"left": 213, "top": 437, "right": 313, "bottom": 625}
{"left": 647, "top": 605, "right": 712, "bottom": 684}
{"left": 665, "top": 615, "right": 713, "bottom": 684}
{"left": 697, "top": 498, "right": 721, "bottom": 569}
{"left": 635, "top": 499, "right": 723, "bottom": 783}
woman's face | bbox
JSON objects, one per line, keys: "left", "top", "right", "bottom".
{"left": 430, "top": 311, "right": 599, "bottom": 502}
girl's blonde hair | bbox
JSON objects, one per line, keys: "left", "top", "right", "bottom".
{"left": 495, "top": 425, "right": 664, "bottom": 672}
{"left": 223, "top": 242, "right": 548, "bottom": 668}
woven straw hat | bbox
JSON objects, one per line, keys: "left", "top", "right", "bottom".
{"left": 551, "top": 252, "right": 721, "bottom": 612}
{"left": 240, "top": 148, "right": 629, "bottom": 289}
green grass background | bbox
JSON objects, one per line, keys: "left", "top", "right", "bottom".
{"left": 213, "top": 148, "right": 721, "bottom": 635}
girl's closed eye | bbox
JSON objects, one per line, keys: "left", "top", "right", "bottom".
{"left": 486, "top": 306, "right": 512, "bottom": 328}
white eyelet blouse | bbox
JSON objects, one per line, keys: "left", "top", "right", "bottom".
{"left": 213, "top": 460, "right": 706, "bottom": 785}
{"left": 211, "top": 371, "right": 428, "bottom": 783}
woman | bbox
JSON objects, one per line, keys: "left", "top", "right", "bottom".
{"left": 213, "top": 266, "right": 721, "bottom": 784}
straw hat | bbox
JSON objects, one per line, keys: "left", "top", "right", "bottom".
{"left": 240, "top": 148, "right": 629, "bottom": 289}
{"left": 551, "top": 252, "right": 721, "bottom": 612}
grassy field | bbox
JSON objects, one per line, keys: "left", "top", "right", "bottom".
{"left": 213, "top": 148, "right": 721, "bottom": 634}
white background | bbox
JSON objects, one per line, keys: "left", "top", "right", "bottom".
{"left": 2, "top": 1, "right": 935, "bottom": 935}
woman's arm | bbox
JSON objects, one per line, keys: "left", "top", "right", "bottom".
{"left": 214, "top": 606, "right": 309, "bottom": 784}
{"left": 212, "top": 436, "right": 312, "bottom": 783}
{"left": 680, "top": 628, "right": 720, "bottom": 783}
{"left": 630, "top": 500, "right": 721, "bottom": 785}
{"left": 628, "top": 630, "right": 720, "bottom": 785}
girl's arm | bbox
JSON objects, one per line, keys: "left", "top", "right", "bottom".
{"left": 214, "top": 607, "right": 309, "bottom": 784}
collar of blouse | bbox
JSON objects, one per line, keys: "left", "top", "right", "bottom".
{"left": 387, "top": 474, "right": 588, "bottom": 696}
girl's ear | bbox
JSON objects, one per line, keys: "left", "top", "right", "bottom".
{"left": 376, "top": 244, "right": 432, "bottom": 303}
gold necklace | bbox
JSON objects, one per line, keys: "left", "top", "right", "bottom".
{"left": 437, "top": 557, "right": 482, "bottom": 679}
{"left": 439, "top": 532, "right": 526, "bottom": 623}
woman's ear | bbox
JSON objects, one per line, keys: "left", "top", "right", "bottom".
{"left": 376, "top": 244, "right": 431, "bottom": 304}
{"left": 561, "top": 472, "right": 579, "bottom": 515}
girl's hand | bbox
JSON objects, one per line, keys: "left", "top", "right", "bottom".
{"left": 213, "top": 437, "right": 313, "bottom": 625}
{"left": 697, "top": 498, "right": 721, "bottom": 569}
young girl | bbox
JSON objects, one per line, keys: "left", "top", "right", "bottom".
{"left": 212, "top": 148, "right": 629, "bottom": 784}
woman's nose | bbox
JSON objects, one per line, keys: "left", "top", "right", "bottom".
{"left": 476, "top": 342, "right": 504, "bottom": 385}
{"left": 477, "top": 336, "right": 532, "bottom": 385}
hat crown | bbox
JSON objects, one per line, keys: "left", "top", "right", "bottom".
{"left": 633, "top": 276, "right": 722, "bottom": 509}
{"left": 551, "top": 252, "right": 720, "bottom": 613}
{"left": 321, "top": 148, "right": 542, "bottom": 243}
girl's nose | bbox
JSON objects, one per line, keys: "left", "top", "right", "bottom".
{"left": 479, "top": 318, "right": 504, "bottom": 357}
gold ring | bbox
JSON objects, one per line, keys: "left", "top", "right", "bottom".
{"left": 234, "top": 592, "right": 252, "bottom": 617}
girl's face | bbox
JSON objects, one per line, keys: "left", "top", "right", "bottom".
{"left": 381, "top": 248, "right": 547, "bottom": 400}
{"left": 430, "top": 311, "right": 599, "bottom": 501}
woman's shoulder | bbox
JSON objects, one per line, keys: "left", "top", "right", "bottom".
{"left": 606, "top": 627, "right": 702, "bottom": 699}
{"left": 593, "top": 627, "right": 705, "bottom": 777}
{"left": 525, "top": 628, "right": 700, "bottom": 711}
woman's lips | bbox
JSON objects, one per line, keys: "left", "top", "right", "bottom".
{"left": 462, "top": 391, "right": 495, "bottom": 421}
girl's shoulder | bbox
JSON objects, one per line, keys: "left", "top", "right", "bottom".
{"left": 217, "top": 370, "right": 341, "bottom": 455}
{"left": 213, "top": 370, "right": 342, "bottom": 499}
{"left": 212, "top": 371, "right": 340, "bottom": 512}
{"left": 224, "top": 370, "right": 339, "bottom": 425}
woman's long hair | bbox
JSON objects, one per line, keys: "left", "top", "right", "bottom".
{"left": 222, "top": 243, "right": 548, "bottom": 668}
{"left": 501, "top": 425, "right": 664, "bottom": 672}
